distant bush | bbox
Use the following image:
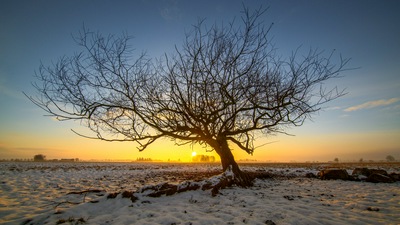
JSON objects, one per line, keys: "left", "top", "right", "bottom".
{"left": 386, "top": 155, "right": 395, "bottom": 162}
{"left": 334, "top": 158, "right": 339, "bottom": 163}
{"left": 33, "top": 154, "right": 46, "bottom": 161}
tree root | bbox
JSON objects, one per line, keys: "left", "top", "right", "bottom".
{"left": 66, "top": 189, "right": 104, "bottom": 195}
{"left": 105, "top": 169, "right": 276, "bottom": 202}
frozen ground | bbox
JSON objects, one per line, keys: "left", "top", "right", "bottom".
{"left": 0, "top": 162, "right": 399, "bottom": 225}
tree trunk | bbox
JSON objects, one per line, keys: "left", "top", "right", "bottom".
{"left": 211, "top": 138, "right": 253, "bottom": 187}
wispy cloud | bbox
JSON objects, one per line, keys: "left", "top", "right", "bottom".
{"left": 344, "top": 98, "right": 400, "bottom": 112}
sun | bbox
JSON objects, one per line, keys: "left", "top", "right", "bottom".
{"left": 191, "top": 151, "right": 197, "bottom": 157}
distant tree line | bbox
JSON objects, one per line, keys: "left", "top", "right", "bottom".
{"left": 136, "top": 157, "right": 152, "bottom": 162}
{"left": 32, "top": 154, "right": 79, "bottom": 162}
{"left": 331, "top": 155, "right": 397, "bottom": 163}
{"left": 192, "top": 155, "right": 216, "bottom": 162}
{"left": 0, "top": 158, "right": 33, "bottom": 162}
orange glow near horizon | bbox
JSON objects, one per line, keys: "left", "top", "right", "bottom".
{"left": 1, "top": 129, "right": 399, "bottom": 162}
{"left": 0, "top": 106, "right": 399, "bottom": 163}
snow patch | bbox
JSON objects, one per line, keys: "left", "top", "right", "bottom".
{"left": 0, "top": 162, "right": 399, "bottom": 225}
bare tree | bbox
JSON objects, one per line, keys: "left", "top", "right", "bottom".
{"left": 26, "top": 7, "right": 348, "bottom": 186}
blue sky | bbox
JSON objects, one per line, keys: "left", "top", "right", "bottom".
{"left": 0, "top": 0, "right": 399, "bottom": 162}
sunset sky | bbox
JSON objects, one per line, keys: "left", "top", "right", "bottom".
{"left": 1, "top": 0, "right": 399, "bottom": 162}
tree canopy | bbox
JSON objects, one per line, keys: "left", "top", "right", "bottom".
{"left": 27, "top": 7, "right": 348, "bottom": 184}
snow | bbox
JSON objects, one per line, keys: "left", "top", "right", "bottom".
{"left": 1, "top": 162, "right": 399, "bottom": 225}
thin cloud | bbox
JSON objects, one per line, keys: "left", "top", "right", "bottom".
{"left": 344, "top": 98, "right": 400, "bottom": 112}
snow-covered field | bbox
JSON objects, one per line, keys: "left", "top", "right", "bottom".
{"left": 1, "top": 162, "right": 399, "bottom": 225}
